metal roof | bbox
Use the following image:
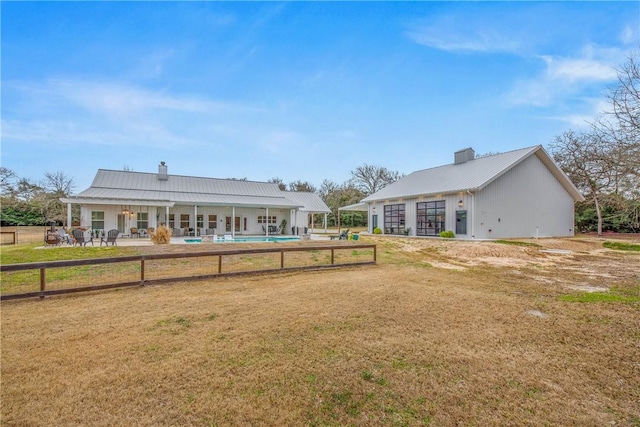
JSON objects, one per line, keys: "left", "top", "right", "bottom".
{"left": 66, "top": 169, "right": 324, "bottom": 209}
{"left": 283, "top": 191, "right": 331, "bottom": 213}
{"left": 361, "top": 145, "right": 584, "bottom": 202}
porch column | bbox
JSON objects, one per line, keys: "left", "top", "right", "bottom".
{"left": 165, "top": 206, "right": 169, "bottom": 227}
{"left": 194, "top": 205, "right": 198, "bottom": 236}
{"left": 66, "top": 203, "right": 72, "bottom": 228}
{"left": 324, "top": 213, "right": 327, "bottom": 233}
{"left": 232, "top": 206, "right": 236, "bottom": 238}
{"left": 265, "top": 208, "right": 269, "bottom": 236}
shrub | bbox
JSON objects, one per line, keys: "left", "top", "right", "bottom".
{"left": 439, "top": 230, "right": 455, "bottom": 238}
{"left": 373, "top": 227, "right": 382, "bottom": 234}
{"left": 151, "top": 225, "right": 171, "bottom": 244}
{"left": 402, "top": 227, "right": 411, "bottom": 236}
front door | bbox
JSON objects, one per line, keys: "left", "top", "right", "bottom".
{"left": 456, "top": 210, "right": 467, "bottom": 235}
{"left": 225, "top": 217, "right": 231, "bottom": 232}
{"left": 117, "top": 214, "right": 126, "bottom": 234}
{"left": 235, "top": 217, "right": 241, "bottom": 233}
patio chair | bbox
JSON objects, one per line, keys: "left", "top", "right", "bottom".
{"left": 339, "top": 229, "right": 350, "bottom": 240}
{"left": 57, "top": 228, "right": 71, "bottom": 245}
{"left": 130, "top": 227, "right": 140, "bottom": 238}
{"left": 72, "top": 229, "right": 94, "bottom": 247}
{"left": 100, "top": 229, "right": 120, "bottom": 246}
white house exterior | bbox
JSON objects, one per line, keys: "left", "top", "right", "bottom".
{"left": 60, "top": 163, "right": 330, "bottom": 237}
{"left": 359, "top": 146, "right": 584, "bottom": 239}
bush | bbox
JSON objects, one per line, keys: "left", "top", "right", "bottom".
{"left": 439, "top": 230, "right": 455, "bottom": 238}
{"left": 373, "top": 227, "right": 382, "bottom": 234}
{"left": 151, "top": 225, "right": 171, "bottom": 244}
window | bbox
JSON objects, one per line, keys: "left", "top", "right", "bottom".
{"left": 168, "top": 214, "right": 175, "bottom": 229}
{"left": 208, "top": 215, "right": 217, "bottom": 229}
{"left": 258, "top": 215, "right": 277, "bottom": 224}
{"left": 197, "top": 214, "right": 204, "bottom": 229}
{"left": 91, "top": 211, "right": 104, "bottom": 231}
{"left": 136, "top": 212, "right": 149, "bottom": 230}
{"left": 456, "top": 210, "right": 467, "bottom": 235}
{"left": 383, "top": 204, "right": 405, "bottom": 235}
{"left": 417, "top": 201, "right": 445, "bottom": 236}
{"left": 180, "top": 214, "right": 190, "bottom": 229}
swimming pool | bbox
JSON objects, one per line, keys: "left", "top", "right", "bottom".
{"left": 182, "top": 236, "right": 301, "bottom": 244}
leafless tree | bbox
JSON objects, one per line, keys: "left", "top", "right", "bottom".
{"left": 42, "top": 171, "right": 75, "bottom": 196}
{"left": 268, "top": 177, "right": 287, "bottom": 191}
{"left": 288, "top": 180, "right": 316, "bottom": 193}
{"left": 550, "top": 130, "right": 616, "bottom": 237}
{"left": 349, "top": 164, "right": 403, "bottom": 196}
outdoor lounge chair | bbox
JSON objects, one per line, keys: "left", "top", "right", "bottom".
{"left": 72, "top": 229, "right": 94, "bottom": 247}
{"left": 339, "top": 229, "right": 350, "bottom": 240}
{"left": 130, "top": 227, "right": 140, "bottom": 238}
{"left": 100, "top": 229, "right": 120, "bottom": 246}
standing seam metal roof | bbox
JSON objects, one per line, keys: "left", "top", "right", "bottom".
{"left": 361, "top": 146, "right": 583, "bottom": 202}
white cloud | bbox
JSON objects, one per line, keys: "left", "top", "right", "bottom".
{"left": 407, "top": 23, "right": 522, "bottom": 54}
{"left": 1, "top": 79, "right": 270, "bottom": 151}
{"left": 620, "top": 25, "right": 637, "bottom": 44}
{"left": 505, "top": 45, "right": 623, "bottom": 107}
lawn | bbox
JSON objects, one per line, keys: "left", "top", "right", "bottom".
{"left": 1, "top": 235, "right": 639, "bottom": 426}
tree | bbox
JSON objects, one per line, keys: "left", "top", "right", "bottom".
{"left": 319, "top": 179, "right": 366, "bottom": 227}
{"left": 549, "top": 130, "right": 617, "bottom": 237}
{"left": 349, "top": 164, "right": 403, "bottom": 196}
{"left": 268, "top": 177, "right": 287, "bottom": 191}
{"left": 0, "top": 167, "right": 17, "bottom": 197}
{"left": 288, "top": 180, "right": 317, "bottom": 193}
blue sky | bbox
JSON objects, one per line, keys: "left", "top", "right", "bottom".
{"left": 2, "top": 2, "right": 638, "bottom": 193}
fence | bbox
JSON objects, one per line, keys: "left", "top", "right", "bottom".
{"left": 0, "top": 244, "right": 376, "bottom": 301}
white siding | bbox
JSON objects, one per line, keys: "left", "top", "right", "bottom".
{"left": 474, "top": 154, "right": 576, "bottom": 239}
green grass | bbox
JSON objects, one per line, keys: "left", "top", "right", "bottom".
{"left": 0, "top": 243, "right": 139, "bottom": 264}
{"left": 603, "top": 241, "right": 640, "bottom": 252}
{"left": 560, "top": 287, "right": 640, "bottom": 305}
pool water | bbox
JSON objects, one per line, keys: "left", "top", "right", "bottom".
{"left": 183, "top": 236, "right": 301, "bottom": 244}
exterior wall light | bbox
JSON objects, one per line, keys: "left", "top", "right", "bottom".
{"left": 458, "top": 200, "right": 463, "bottom": 208}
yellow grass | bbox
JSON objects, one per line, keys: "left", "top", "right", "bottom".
{"left": 1, "top": 236, "right": 639, "bottom": 426}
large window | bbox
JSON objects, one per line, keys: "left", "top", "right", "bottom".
{"left": 136, "top": 212, "right": 149, "bottom": 230}
{"left": 258, "top": 215, "right": 277, "bottom": 224}
{"left": 168, "top": 214, "right": 175, "bottom": 229}
{"left": 384, "top": 204, "right": 405, "bottom": 235}
{"left": 196, "top": 214, "right": 204, "bottom": 229}
{"left": 91, "top": 211, "right": 104, "bottom": 231}
{"left": 180, "top": 214, "right": 190, "bottom": 229}
{"left": 208, "top": 215, "right": 217, "bottom": 229}
{"left": 417, "top": 201, "right": 445, "bottom": 236}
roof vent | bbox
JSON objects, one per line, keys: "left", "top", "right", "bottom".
{"left": 158, "top": 161, "right": 168, "bottom": 181}
{"left": 454, "top": 148, "right": 475, "bottom": 165}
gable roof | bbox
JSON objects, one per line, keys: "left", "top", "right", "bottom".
{"left": 283, "top": 191, "right": 331, "bottom": 213}
{"left": 361, "top": 145, "right": 584, "bottom": 203}
{"left": 63, "top": 169, "right": 324, "bottom": 209}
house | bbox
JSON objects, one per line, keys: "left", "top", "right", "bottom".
{"left": 354, "top": 146, "right": 584, "bottom": 239}
{"left": 60, "top": 163, "right": 330, "bottom": 237}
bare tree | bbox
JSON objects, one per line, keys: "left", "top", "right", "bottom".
{"left": 0, "top": 167, "right": 17, "bottom": 197}
{"left": 609, "top": 50, "right": 640, "bottom": 136}
{"left": 288, "top": 180, "right": 317, "bottom": 193}
{"left": 349, "top": 164, "right": 403, "bottom": 196}
{"left": 268, "top": 177, "right": 287, "bottom": 191}
{"left": 42, "top": 171, "right": 75, "bottom": 196}
{"left": 550, "top": 130, "right": 616, "bottom": 237}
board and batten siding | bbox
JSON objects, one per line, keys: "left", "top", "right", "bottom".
{"left": 369, "top": 193, "right": 472, "bottom": 237}
{"left": 474, "top": 154, "right": 576, "bottom": 239}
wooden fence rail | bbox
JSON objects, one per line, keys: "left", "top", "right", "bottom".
{"left": 0, "top": 244, "right": 376, "bottom": 301}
